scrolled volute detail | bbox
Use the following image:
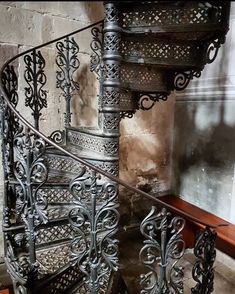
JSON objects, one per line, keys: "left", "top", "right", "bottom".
{"left": 56, "top": 36, "right": 80, "bottom": 127}
{"left": 139, "top": 206, "right": 185, "bottom": 294}
{"left": 24, "top": 50, "right": 47, "bottom": 129}
{"left": 191, "top": 227, "right": 217, "bottom": 294}
{"left": 137, "top": 92, "right": 168, "bottom": 111}
{"left": 174, "top": 70, "right": 201, "bottom": 91}
{"left": 48, "top": 129, "right": 65, "bottom": 145}
{"left": 14, "top": 126, "right": 48, "bottom": 225}
{"left": 69, "top": 168, "right": 119, "bottom": 293}
{"left": 90, "top": 25, "right": 103, "bottom": 79}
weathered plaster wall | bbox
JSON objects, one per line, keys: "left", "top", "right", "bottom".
{"left": 119, "top": 95, "right": 175, "bottom": 227}
{"left": 0, "top": 1, "right": 103, "bottom": 263}
{"left": 172, "top": 3, "right": 235, "bottom": 223}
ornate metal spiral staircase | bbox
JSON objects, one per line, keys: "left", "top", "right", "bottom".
{"left": 0, "top": 1, "right": 231, "bottom": 293}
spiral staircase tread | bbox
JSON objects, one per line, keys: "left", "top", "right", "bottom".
{"left": 67, "top": 125, "right": 119, "bottom": 138}
{"left": 47, "top": 145, "right": 119, "bottom": 161}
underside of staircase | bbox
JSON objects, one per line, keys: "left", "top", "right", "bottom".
{"left": 0, "top": 1, "right": 232, "bottom": 294}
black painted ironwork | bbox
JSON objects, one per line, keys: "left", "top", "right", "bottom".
{"left": 191, "top": 227, "right": 217, "bottom": 294}
{"left": 1, "top": 65, "right": 19, "bottom": 177}
{"left": 0, "top": 1, "right": 231, "bottom": 293}
{"left": 90, "top": 25, "right": 103, "bottom": 80}
{"left": 56, "top": 36, "right": 80, "bottom": 127}
{"left": 139, "top": 206, "right": 185, "bottom": 293}
{"left": 48, "top": 129, "right": 66, "bottom": 145}
{"left": 24, "top": 49, "right": 47, "bottom": 130}
{"left": 69, "top": 169, "right": 119, "bottom": 293}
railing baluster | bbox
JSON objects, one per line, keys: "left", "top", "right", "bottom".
{"left": 139, "top": 206, "right": 185, "bottom": 294}
{"left": 69, "top": 169, "right": 119, "bottom": 293}
{"left": 24, "top": 49, "right": 47, "bottom": 130}
{"left": 56, "top": 36, "right": 80, "bottom": 127}
{"left": 191, "top": 227, "right": 217, "bottom": 294}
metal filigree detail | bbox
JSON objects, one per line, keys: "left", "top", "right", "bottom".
{"left": 67, "top": 130, "right": 119, "bottom": 156}
{"left": 139, "top": 206, "right": 185, "bottom": 294}
{"left": 105, "top": 4, "right": 119, "bottom": 23}
{"left": 205, "top": 37, "right": 225, "bottom": 64}
{"left": 90, "top": 25, "right": 103, "bottom": 79}
{"left": 13, "top": 125, "right": 48, "bottom": 275}
{"left": 191, "top": 227, "right": 217, "bottom": 294}
{"left": 69, "top": 169, "right": 119, "bottom": 293}
{"left": 121, "top": 2, "right": 225, "bottom": 28}
{"left": 137, "top": 93, "right": 168, "bottom": 111}
{"left": 103, "top": 113, "right": 120, "bottom": 132}
{"left": 56, "top": 36, "right": 80, "bottom": 127}
{"left": 104, "top": 33, "right": 121, "bottom": 53}
{"left": 5, "top": 237, "right": 30, "bottom": 286}
{"left": 24, "top": 50, "right": 47, "bottom": 130}
{"left": 120, "top": 64, "right": 168, "bottom": 92}
{"left": 1, "top": 65, "right": 19, "bottom": 177}
{"left": 174, "top": 70, "right": 201, "bottom": 91}
{"left": 48, "top": 130, "right": 65, "bottom": 145}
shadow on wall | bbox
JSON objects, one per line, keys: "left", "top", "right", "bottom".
{"left": 71, "top": 60, "right": 98, "bottom": 127}
{"left": 172, "top": 43, "right": 235, "bottom": 219}
{"left": 79, "top": 2, "right": 104, "bottom": 22}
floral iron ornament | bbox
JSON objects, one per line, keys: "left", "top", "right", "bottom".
{"left": 139, "top": 206, "right": 185, "bottom": 294}
{"left": 56, "top": 36, "right": 80, "bottom": 127}
{"left": 69, "top": 169, "right": 119, "bottom": 293}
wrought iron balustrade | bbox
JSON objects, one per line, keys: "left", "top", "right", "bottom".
{"left": 0, "top": 1, "right": 231, "bottom": 293}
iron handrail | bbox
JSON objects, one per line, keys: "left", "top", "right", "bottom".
{"left": 0, "top": 21, "right": 228, "bottom": 230}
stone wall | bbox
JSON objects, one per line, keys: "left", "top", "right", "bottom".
{"left": 172, "top": 3, "right": 235, "bottom": 223}
{"left": 119, "top": 95, "right": 175, "bottom": 228}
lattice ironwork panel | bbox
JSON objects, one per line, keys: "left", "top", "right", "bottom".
{"left": 120, "top": 63, "right": 170, "bottom": 92}
{"left": 120, "top": 37, "right": 204, "bottom": 68}
{"left": 44, "top": 264, "right": 81, "bottom": 294}
{"left": 37, "top": 188, "right": 74, "bottom": 203}
{"left": 120, "top": 2, "right": 224, "bottom": 29}
{"left": 47, "top": 154, "right": 83, "bottom": 174}
{"left": 120, "top": 90, "right": 136, "bottom": 110}
{"left": 36, "top": 223, "right": 75, "bottom": 245}
{"left": 47, "top": 206, "right": 70, "bottom": 220}
{"left": 37, "top": 244, "right": 70, "bottom": 277}
{"left": 67, "top": 130, "right": 119, "bottom": 157}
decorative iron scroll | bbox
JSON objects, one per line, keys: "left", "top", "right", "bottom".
{"left": 48, "top": 129, "right": 65, "bottom": 145}
{"left": 69, "top": 169, "right": 119, "bottom": 293}
{"left": 139, "top": 206, "right": 185, "bottom": 294}
{"left": 56, "top": 36, "right": 80, "bottom": 127}
{"left": 90, "top": 25, "right": 103, "bottom": 80}
{"left": 24, "top": 50, "right": 47, "bottom": 130}
{"left": 137, "top": 92, "right": 168, "bottom": 111}
{"left": 5, "top": 238, "right": 30, "bottom": 286}
{"left": 191, "top": 227, "right": 217, "bottom": 294}
{"left": 1, "top": 65, "right": 19, "bottom": 177}
{"left": 205, "top": 37, "right": 226, "bottom": 64}
{"left": 174, "top": 70, "right": 201, "bottom": 91}
{"left": 13, "top": 124, "right": 48, "bottom": 276}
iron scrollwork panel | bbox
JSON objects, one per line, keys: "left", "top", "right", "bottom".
{"left": 1, "top": 65, "right": 19, "bottom": 178}
{"left": 90, "top": 25, "right": 103, "bottom": 80}
{"left": 13, "top": 123, "right": 49, "bottom": 278}
{"left": 56, "top": 36, "right": 80, "bottom": 127}
{"left": 191, "top": 227, "right": 217, "bottom": 294}
{"left": 69, "top": 169, "right": 119, "bottom": 293}
{"left": 24, "top": 50, "right": 48, "bottom": 130}
{"left": 139, "top": 206, "right": 185, "bottom": 294}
